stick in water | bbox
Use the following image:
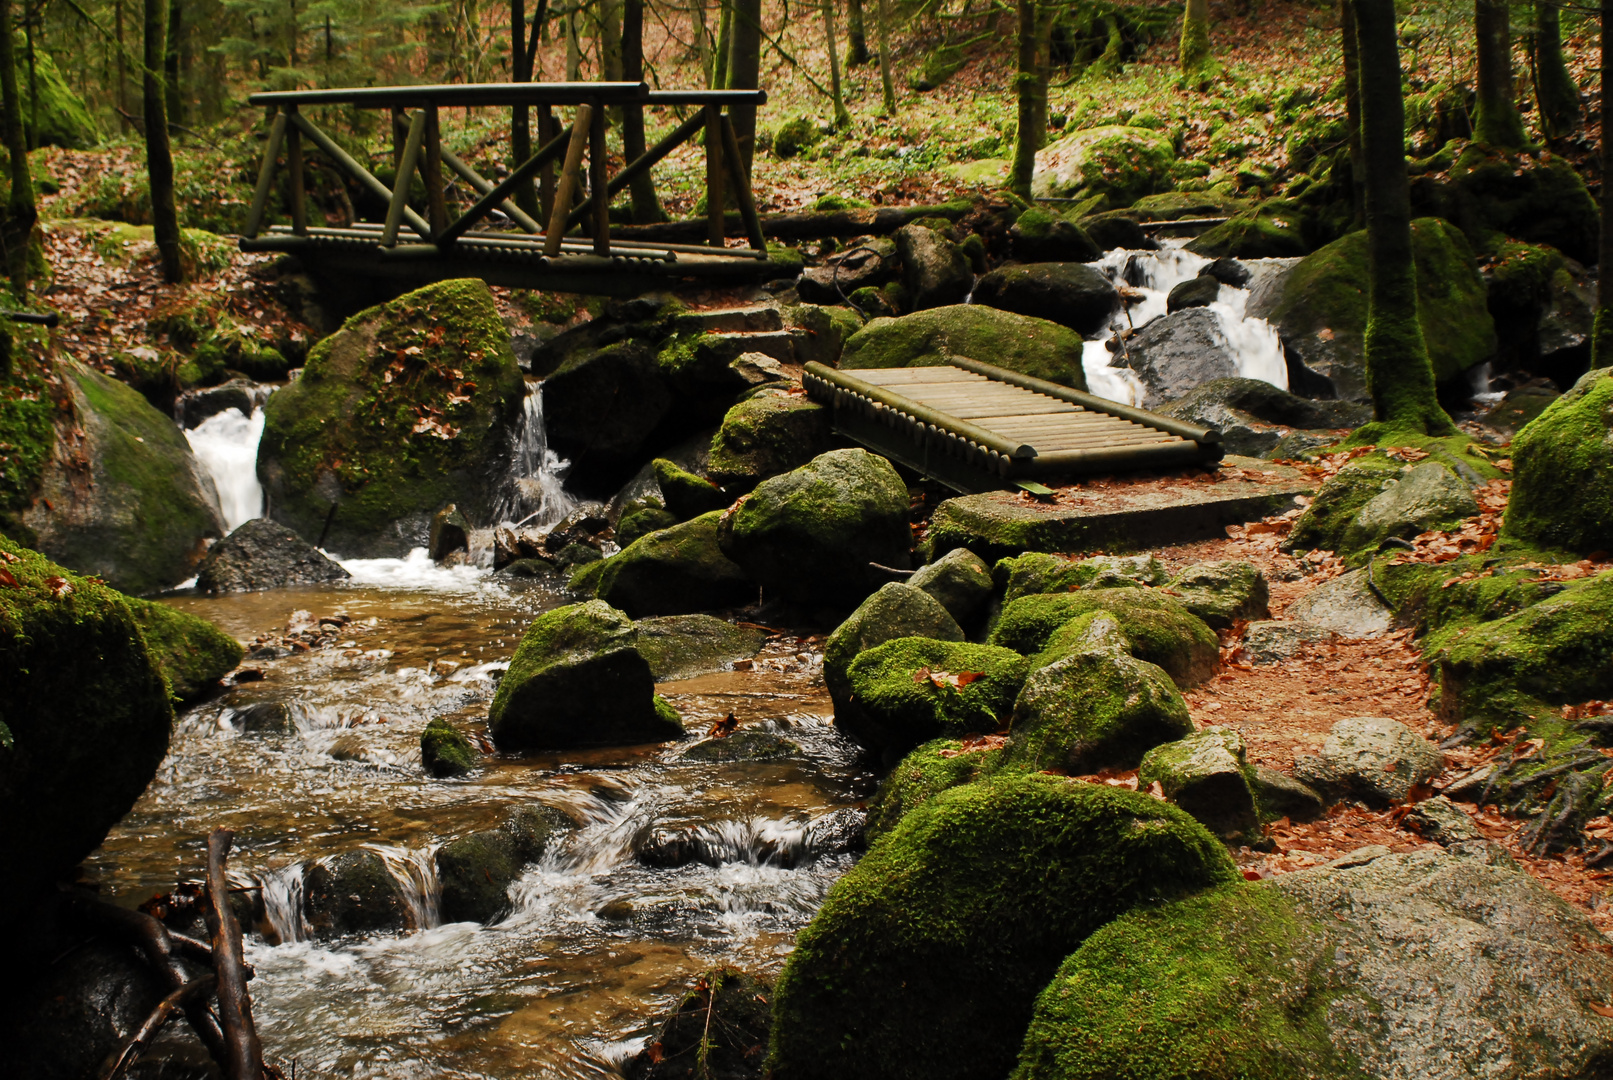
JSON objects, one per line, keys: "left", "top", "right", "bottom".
{"left": 101, "top": 975, "right": 218, "bottom": 1080}
{"left": 203, "top": 828, "right": 268, "bottom": 1080}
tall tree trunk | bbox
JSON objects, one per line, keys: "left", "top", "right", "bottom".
{"left": 1008, "top": 0, "right": 1038, "bottom": 199}
{"left": 845, "top": 0, "right": 869, "bottom": 66}
{"left": 565, "top": 9, "right": 581, "bottom": 79}
{"left": 1353, "top": 0, "right": 1456, "bottom": 434}
{"left": 0, "top": 0, "right": 35, "bottom": 299}
{"left": 115, "top": 0, "right": 130, "bottom": 131}
{"left": 713, "top": 0, "right": 732, "bottom": 86}
{"left": 1592, "top": 0, "right": 1613, "bottom": 365}
{"left": 823, "top": 0, "right": 850, "bottom": 128}
{"left": 621, "top": 0, "right": 661, "bottom": 221}
{"left": 1341, "top": 0, "right": 1365, "bottom": 226}
{"left": 727, "top": 0, "right": 761, "bottom": 171}
{"left": 692, "top": 0, "right": 712, "bottom": 85}
{"left": 165, "top": 0, "right": 183, "bottom": 128}
{"left": 23, "top": 2, "right": 37, "bottom": 149}
{"left": 874, "top": 0, "right": 895, "bottom": 114}
{"left": 1474, "top": 0, "right": 1529, "bottom": 147}
{"left": 510, "top": 0, "right": 538, "bottom": 218}
{"left": 1179, "top": 0, "right": 1210, "bottom": 75}
{"left": 600, "top": 0, "right": 623, "bottom": 82}
{"left": 144, "top": 0, "right": 183, "bottom": 282}
{"left": 1031, "top": 2, "right": 1053, "bottom": 143}
{"left": 1532, "top": 0, "right": 1581, "bottom": 137}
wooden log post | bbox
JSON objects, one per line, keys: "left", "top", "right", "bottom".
{"left": 423, "top": 102, "right": 449, "bottom": 235}
{"left": 538, "top": 105, "right": 558, "bottom": 221}
{"left": 588, "top": 98, "right": 610, "bottom": 255}
{"left": 243, "top": 109, "right": 285, "bottom": 239}
{"left": 285, "top": 106, "right": 307, "bottom": 236}
{"left": 544, "top": 104, "right": 593, "bottom": 256}
{"left": 704, "top": 104, "right": 725, "bottom": 247}
{"left": 719, "top": 112, "right": 766, "bottom": 252}
{"left": 383, "top": 109, "right": 427, "bottom": 247}
{"left": 203, "top": 829, "right": 265, "bottom": 1080}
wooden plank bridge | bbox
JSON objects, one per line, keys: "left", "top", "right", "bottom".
{"left": 239, "top": 81, "right": 793, "bottom": 296}
{"left": 803, "top": 357, "right": 1225, "bottom": 493}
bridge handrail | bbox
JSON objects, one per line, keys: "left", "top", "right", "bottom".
{"left": 247, "top": 83, "right": 767, "bottom": 109}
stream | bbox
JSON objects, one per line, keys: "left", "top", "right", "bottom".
{"left": 93, "top": 255, "right": 1291, "bottom": 1077}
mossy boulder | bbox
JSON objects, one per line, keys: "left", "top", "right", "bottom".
{"left": 1184, "top": 199, "right": 1314, "bottom": 259}
{"left": 436, "top": 805, "right": 575, "bottom": 923}
{"left": 1341, "top": 460, "right": 1479, "bottom": 555}
{"left": 17, "top": 43, "right": 100, "bottom": 149}
{"left": 1504, "top": 368, "right": 1613, "bottom": 556}
{"left": 125, "top": 597, "right": 243, "bottom": 700}
{"left": 1002, "top": 613, "right": 1193, "bottom": 774}
{"left": 1434, "top": 570, "right": 1613, "bottom": 733}
{"left": 1248, "top": 218, "right": 1496, "bottom": 401}
{"left": 616, "top": 505, "right": 678, "bottom": 546}
{"left": 20, "top": 363, "right": 224, "bottom": 594}
{"left": 594, "top": 511, "right": 754, "bottom": 617}
{"left": 1138, "top": 726, "right": 1260, "bottom": 840}
{"left": 865, "top": 737, "right": 1003, "bottom": 843}
{"left": 1031, "top": 125, "right": 1176, "bottom": 205}
{"left": 998, "top": 552, "right": 1168, "bottom": 602}
{"left": 421, "top": 717, "right": 476, "bottom": 778}
{"left": 652, "top": 457, "right": 729, "bottom": 520}
{"left": 896, "top": 224, "right": 974, "bottom": 310}
{"left": 488, "top": 600, "right": 685, "bottom": 750}
{"left": 971, "top": 263, "right": 1117, "bottom": 337}
{"left": 783, "top": 302, "right": 864, "bottom": 366}
{"left": 1164, "top": 560, "right": 1270, "bottom": 629}
{"left": 706, "top": 393, "right": 834, "bottom": 492}
{"left": 1283, "top": 456, "right": 1404, "bottom": 555}
{"left": 840, "top": 305, "right": 1088, "bottom": 390}
{"left": 767, "top": 774, "right": 1238, "bottom": 1080}
{"left": 990, "top": 589, "right": 1220, "bottom": 688}
{"left": 1437, "top": 143, "right": 1600, "bottom": 264}
{"left": 840, "top": 637, "right": 1031, "bottom": 755}
{"left": 0, "top": 538, "right": 173, "bottom": 924}
{"left": 1008, "top": 209, "right": 1101, "bottom": 263}
{"left": 824, "top": 582, "right": 965, "bottom": 708}
{"left": 719, "top": 449, "right": 911, "bottom": 610}
{"left": 303, "top": 849, "right": 408, "bottom": 936}
{"left": 634, "top": 614, "right": 767, "bottom": 680}
{"left": 257, "top": 279, "right": 525, "bottom": 557}
{"left": 907, "top": 546, "right": 994, "bottom": 625}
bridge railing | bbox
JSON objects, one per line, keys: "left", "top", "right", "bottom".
{"left": 240, "top": 82, "right": 769, "bottom": 262}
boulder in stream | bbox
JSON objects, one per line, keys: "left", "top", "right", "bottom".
{"left": 488, "top": 600, "right": 685, "bottom": 751}
{"left": 593, "top": 511, "right": 755, "bottom": 617}
{"left": 840, "top": 637, "right": 1030, "bottom": 755}
{"left": 971, "top": 262, "right": 1118, "bottom": 337}
{"left": 436, "top": 804, "right": 577, "bottom": 923}
{"left": 421, "top": 717, "right": 477, "bottom": 778}
{"left": 303, "top": 849, "right": 410, "bottom": 937}
{"left": 625, "top": 968, "right": 774, "bottom": 1080}
{"left": 1120, "top": 307, "right": 1241, "bottom": 408}
{"left": 634, "top": 614, "right": 768, "bottom": 681}
{"left": 195, "top": 517, "right": 351, "bottom": 592}
{"left": 124, "top": 596, "right": 244, "bottom": 700}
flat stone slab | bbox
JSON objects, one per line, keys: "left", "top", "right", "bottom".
{"left": 926, "top": 457, "right": 1315, "bottom": 560}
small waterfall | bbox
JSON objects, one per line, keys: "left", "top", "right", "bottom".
{"left": 259, "top": 863, "right": 309, "bottom": 945}
{"left": 497, "top": 382, "right": 578, "bottom": 528}
{"left": 371, "top": 844, "right": 443, "bottom": 931}
{"left": 187, "top": 406, "right": 268, "bottom": 532}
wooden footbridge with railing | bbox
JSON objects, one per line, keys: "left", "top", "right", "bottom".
{"left": 239, "top": 81, "right": 793, "bottom": 296}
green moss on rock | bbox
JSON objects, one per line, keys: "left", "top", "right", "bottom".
{"left": 125, "top": 597, "right": 243, "bottom": 701}
{"left": 1165, "top": 560, "right": 1271, "bottom": 629}
{"left": 824, "top": 581, "right": 965, "bottom": 710}
{"left": 997, "top": 552, "right": 1167, "bottom": 602}
{"left": 990, "top": 589, "right": 1220, "bottom": 688}
{"left": 767, "top": 774, "right": 1238, "bottom": 1080}
{"left": 840, "top": 305, "right": 1088, "bottom": 390}
{"left": 1031, "top": 125, "right": 1176, "bottom": 205}
{"left": 595, "top": 511, "right": 754, "bottom": 617}
{"left": 1284, "top": 456, "right": 1403, "bottom": 555}
{"left": 634, "top": 613, "right": 767, "bottom": 680}
{"left": 706, "top": 393, "right": 834, "bottom": 491}
{"left": 1503, "top": 368, "right": 1613, "bottom": 556}
{"left": 421, "top": 717, "right": 476, "bottom": 778}
{"left": 841, "top": 637, "right": 1030, "bottom": 754}
{"left": 865, "top": 737, "right": 1003, "bottom": 843}
{"left": 256, "top": 279, "right": 525, "bottom": 557}
{"left": 1185, "top": 199, "right": 1314, "bottom": 259}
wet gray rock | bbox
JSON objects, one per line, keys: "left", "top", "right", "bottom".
{"left": 1284, "top": 568, "right": 1394, "bottom": 638}
{"left": 304, "top": 849, "right": 409, "bottom": 937}
{"left": 971, "top": 262, "right": 1119, "bottom": 337}
{"left": 1159, "top": 377, "right": 1372, "bottom": 457}
{"left": 1204, "top": 257, "right": 1251, "bottom": 288}
{"left": 195, "top": 518, "right": 351, "bottom": 593}
{"left": 1138, "top": 726, "right": 1260, "bottom": 841}
{"left": 680, "top": 727, "right": 802, "bottom": 763}
{"left": 1121, "top": 308, "right": 1241, "bottom": 408}
{"left": 1403, "top": 794, "right": 1485, "bottom": 845}
{"left": 436, "top": 804, "right": 576, "bottom": 923}
{"left": 178, "top": 377, "right": 258, "bottom": 428}
{"left": 542, "top": 341, "right": 673, "bottom": 481}
{"left": 807, "top": 806, "right": 868, "bottom": 858}
{"left": 227, "top": 700, "right": 299, "bottom": 733}
{"left": 1342, "top": 461, "right": 1479, "bottom": 554}
{"left": 1166, "top": 273, "right": 1220, "bottom": 313}
{"left": 1252, "top": 763, "right": 1326, "bottom": 820}
{"left": 907, "top": 546, "right": 994, "bottom": 626}
{"left": 428, "top": 504, "right": 470, "bottom": 561}
{"left": 1240, "top": 620, "right": 1338, "bottom": 663}
{"left": 797, "top": 239, "right": 899, "bottom": 305}
{"left": 636, "top": 615, "right": 768, "bottom": 681}
{"left": 1165, "top": 560, "right": 1270, "bottom": 629}
{"left": 895, "top": 224, "right": 973, "bottom": 311}
{"left": 1294, "top": 716, "right": 1443, "bottom": 806}
{"left": 997, "top": 552, "right": 1168, "bottom": 602}
{"left": 822, "top": 582, "right": 965, "bottom": 706}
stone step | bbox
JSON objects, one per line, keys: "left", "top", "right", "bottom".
{"left": 675, "top": 305, "right": 784, "bottom": 334}
{"left": 707, "top": 328, "right": 796, "bottom": 365}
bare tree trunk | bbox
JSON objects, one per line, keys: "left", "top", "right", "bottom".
{"left": 823, "top": 0, "right": 850, "bottom": 128}
{"left": 145, "top": 0, "right": 183, "bottom": 282}
{"left": 1593, "top": 0, "right": 1613, "bottom": 365}
{"left": 510, "top": 0, "right": 539, "bottom": 218}
{"left": 1353, "top": 0, "right": 1456, "bottom": 434}
{"left": 1341, "top": 0, "right": 1365, "bottom": 225}
{"left": 1031, "top": 1, "right": 1053, "bottom": 143}
{"left": 1008, "top": 0, "right": 1038, "bottom": 199}
{"left": 0, "top": 0, "right": 36, "bottom": 299}
{"left": 692, "top": 0, "right": 712, "bottom": 84}
{"left": 845, "top": 0, "right": 869, "bottom": 66}
{"left": 1179, "top": 0, "right": 1210, "bottom": 75}
{"left": 874, "top": 0, "right": 895, "bottom": 114}
{"left": 116, "top": 0, "right": 130, "bottom": 131}
{"left": 727, "top": 0, "right": 761, "bottom": 170}
{"left": 1532, "top": 0, "right": 1581, "bottom": 137}
{"left": 1474, "top": 0, "right": 1529, "bottom": 147}
{"left": 713, "top": 0, "right": 732, "bottom": 87}
{"left": 600, "top": 0, "right": 623, "bottom": 81}
{"left": 565, "top": 8, "right": 581, "bottom": 79}
{"left": 165, "top": 0, "right": 183, "bottom": 127}
{"left": 621, "top": 0, "right": 661, "bottom": 220}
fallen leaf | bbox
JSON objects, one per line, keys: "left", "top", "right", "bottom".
{"left": 706, "top": 712, "right": 738, "bottom": 739}
{"left": 1590, "top": 1003, "right": 1613, "bottom": 1019}
{"left": 0, "top": 567, "right": 18, "bottom": 588}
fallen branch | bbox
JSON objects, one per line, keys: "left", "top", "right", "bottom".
{"left": 203, "top": 828, "right": 269, "bottom": 1080}
{"left": 101, "top": 975, "right": 218, "bottom": 1080}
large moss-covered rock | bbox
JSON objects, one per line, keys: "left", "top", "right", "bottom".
{"left": 17, "top": 44, "right": 100, "bottom": 148}
{"left": 840, "top": 305, "right": 1088, "bottom": 390}
{"left": 706, "top": 392, "right": 835, "bottom": 492}
{"left": 971, "top": 263, "right": 1117, "bottom": 337}
{"left": 719, "top": 449, "right": 911, "bottom": 609}
{"left": 824, "top": 582, "right": 965, "bottom": 707}
{"left": 0, "top": 538, "right": 173, "bottom": 924}
{"left": 1184, "top": 199, "right": 1314, "bottom": 259}
{"left": 998, "top": 551, "right": 1168, "bottom": 602}
{"left": 1031, "top": 125, "right": 1176, "bottom": 204}
{"left": 1165, "top": 560, "right": 1270, "bottom": 629}
{"left": 990, "top": 589, "right": 1220, "bottom": 688}
{"left": 1249, "top": 218, "right": 1497, "bottom": 401}
{"left": 488, "top": 600, "right": 685, "bottom": 750}
{"left": 125, "top": 597, "right": 243, "bottom": 700}
{"left": 652, "top": 457, "right": 729, "bottom": 520}
{"left": 1008, "top": 210, "right": 1102, "bottom": 263}
{"left": 1504, "top": 368, "right": 1613, "bottom": 556}
{"left": 1002, "top": 613, "right": 1193, "bottom": 774}
{"left": 1434, "top": 569, "right": 1613, "bottom": 733}
{"left": 908, "top": 546, "right": 994, "bottom": 625}
{"left": 594, "top": 511, "right": 753, "bottom": 617}
{"left": 1341, "top": 460, "right": 1478, "bottom": 555}
{"left": 767, "top": 774, "right": 1238, "bottom": 1080}
{"left": 1283, "top": 455, "right": 1403, "bottom": 555}
{"left": 1436, "top": 143, "right": 1600, "bottom": 264}
{"left": 1138, "top": 726, "right": 1259, "bottom": 840}
{"left": 436, "top": 805, "right": 575, "bottom": 923}
{"left": 841, "top": 637, "right": 1030, "bottom": 754}
{"left": 1016, "top": 845, "right": 1613, "bottom": 1080}
{"left": 865, "top": 737, "right": 1002, "bottom": 843}
{"left": 634, "top": 614, "right": 767, "bottom": 680}
{"left": 546, "top": 341, "right": 673, "bottom": 484}
{"left": 896, "top": 224, "right": 973, "bottom": 310}
{"left": 257, "top": 279, "right": 525, "bottom": 557}
{"left": 20, "top": 363, "right": 224, "bottom": 594}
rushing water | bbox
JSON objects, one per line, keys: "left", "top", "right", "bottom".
{"left": 187, "top": 406, "right": 269, "bottom": 532}
{"left": 1077, "top": 243, "right": 1289, "bottom": 406}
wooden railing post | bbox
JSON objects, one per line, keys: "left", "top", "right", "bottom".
{"left": 286, "top": 105, "right": 307, "bottom": 236}
{"left": 538, "top": 105, "right": 557, "bottom": 221}
{"left": 720, "top": 113, "right": 768, "bottom": 253}
{"left": 244, "top": 108, "right": 285, "bottom": 239}
{"left": 544, "top": 105, "right": 592, "bottom": 257}
{"left": 588, "top": 99, "right": 610, "bottom": 256}
{"left": 383, "top": 110, "right": 427, "bottom": 247}
{"left": 704, "top": 104, "right": 725, "bottom": 248}
{"left": 423, "top": 102, "right": 449, "bottom": 235}
{"left": 390, "top": 105, "right": 405, "bottom": 170}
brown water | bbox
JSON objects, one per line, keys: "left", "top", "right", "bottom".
{"left": 84, "top": 562, "right": 870, "bottom": 1079}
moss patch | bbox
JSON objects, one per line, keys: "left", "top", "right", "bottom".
{"left": 1503, "top": 369, "right": 1613, "bottom": 556}
{"left": 989, "top": 589, "right": 1220, "bottom": 688}
{"left": 840, "top": 305, "right": 1088, "bottom": 390}
{"left": 865, "top": 737, "right": 1004, "bottom": 843}
{"left": 842, "top": 637, "right": 1030, "bottom": 753}
{"left": 595, "top": 511, "right": 754, "bottom": 617}
{"left": 706, "top": 394, "right": 834, "bottom": 491}
{"left": 125, "top": 597, "right": 243, "bottom": 701}
{"left": 421, "top": 717, "right": 476, "bottom": 778}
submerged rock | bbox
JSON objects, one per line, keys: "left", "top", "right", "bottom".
{"left": 840, "top": 637, "right": 1030, "bottom": 755}
{"left": 1504, "top": 367, "right": 1613, "bottom": 557}
{"left": 635, "top": 614, "right": 768, "bottom": 680}
{"left": 436, "top": 804, "right": 576, "bottom": 923}
{"left": 195, "top": 517, "right": 351, "bottom": 593}
{"left": 304, "top": 849, "right": 408, "bottom": 936}
{"left": 839, "top": 304, "right": 1087, "bottom": 389}
{"left": 124, "top": 596, "right": 243, "bottom": 700}
{"left": 679, "top": 727, "right": 801, "bottom": 763}
{"left": 768, "top": 774, "right": 1236, "bottom": 1080}
{"left": 488, "top": 600, "right": 685, "bottom": 751}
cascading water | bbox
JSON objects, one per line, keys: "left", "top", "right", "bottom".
{"left": 371, "top": 845, "right": 444, "bottom": 931}
{"left": 186, "top": 405, "right": 269, "bottom": 531}
{"left": 1077, "top": 243, "right": 1289, "bottom": 405}
{"left": 259, "top": 863, "right": 310, "bottom": 945}
{"left": 497, "top": 381, "right": 579, "bottom": 529}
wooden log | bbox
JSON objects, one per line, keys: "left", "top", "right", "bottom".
{"left": 244, "top": 111, "right": 285, "bottom": 239}
{"left": 101, "top": 976, "right": 218, "bottom": 1080}
{"left": 203, "top": 829, "right": 265, "bottom": 1080}
{"left": 544, "top": 104, "right": 593, "bottom": 257}
{"left": 704, "top": 105, "right": 725, "bottom": 248}
{"left": 423, "top": 104, "right": 449, "bottom": 234}
{"left": 285, "top": 109, "right": 306, "bottom": 237}
{"left": 588, "top": 102, "right": 610, "bottom": 256}
{"left": 610, "top": 200, "right": 976, "bottom": 243}
{"left": 382, "top": 109, "right": 426, "bottom": 248}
